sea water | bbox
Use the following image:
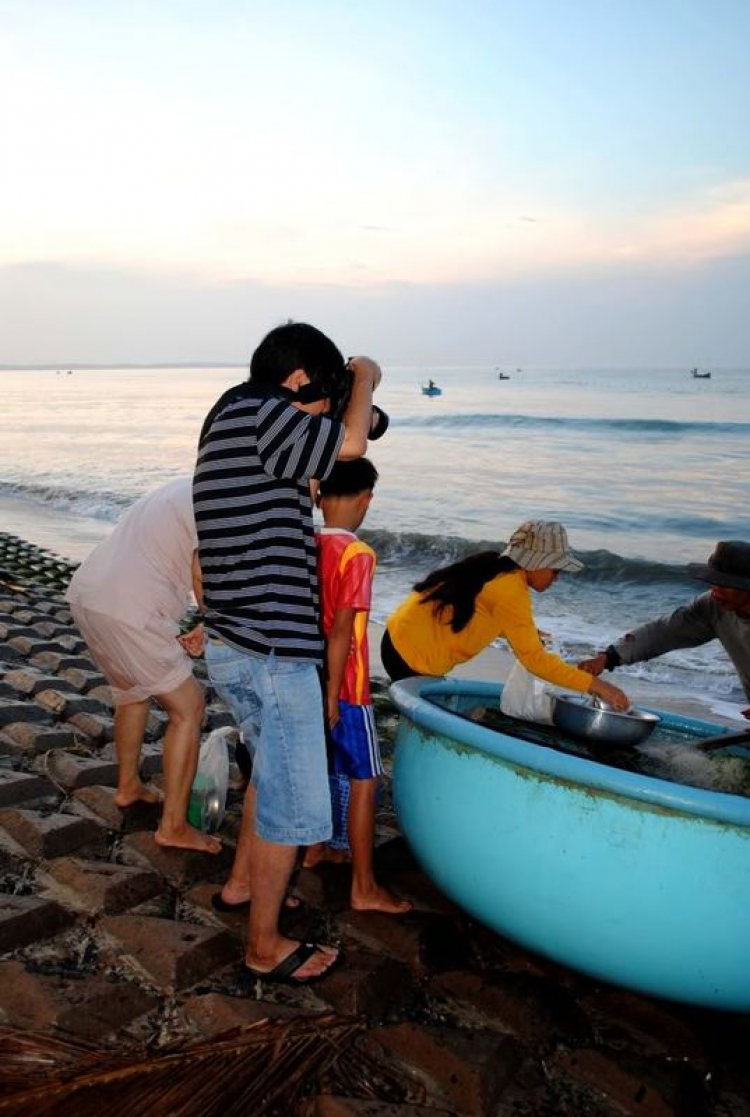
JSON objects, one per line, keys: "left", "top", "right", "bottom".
{"left": 1, "top": 363, "right": 749, "bottom": 717}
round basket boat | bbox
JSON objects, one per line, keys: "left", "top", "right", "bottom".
{"left": 390, "top": 676, "right": 750, "bottom": 1010}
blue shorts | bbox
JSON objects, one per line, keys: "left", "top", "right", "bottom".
{"left": 204, "top": 640, "right": 332, "bottom": 846}
{"left": 330, "top": 700, "right": 383, "bottom": 781}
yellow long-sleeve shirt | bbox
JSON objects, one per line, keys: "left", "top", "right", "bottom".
{"left": 386, "top": 568, "right": 594, "bottom": 693}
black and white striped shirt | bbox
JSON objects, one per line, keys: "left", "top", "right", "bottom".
{"left": 193, "top": 388, "right": 344, "bottom": 662}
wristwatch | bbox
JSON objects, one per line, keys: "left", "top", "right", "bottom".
{"left": 604, "top": 645, "right": 622, "bottom": 671}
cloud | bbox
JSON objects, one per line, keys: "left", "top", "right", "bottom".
{"left": 623, "top": 180, "right": 750, "bottom": 264}
{"left": 1, "top": 251, "right": 749, "bottom": 367}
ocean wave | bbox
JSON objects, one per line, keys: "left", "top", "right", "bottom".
{"left": 362, "top": 527, "right": 692, "bottom": 586}
{"left": 0, "top": 479, "right": 131, "bottom": 522}
{"left": 393, "top": 412, "right": 750, "bottom": 436}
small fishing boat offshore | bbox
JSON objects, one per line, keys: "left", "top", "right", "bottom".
{"left": 389, "top": 676, "right": 750, "bottom": 1010}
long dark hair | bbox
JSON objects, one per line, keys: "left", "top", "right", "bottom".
{"left": 415, "top": 552, "right": 519, "bottom": 633}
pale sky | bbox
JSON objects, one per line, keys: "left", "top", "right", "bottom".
{"left": 1, "top": 0, "right": 749, "bottom": 365}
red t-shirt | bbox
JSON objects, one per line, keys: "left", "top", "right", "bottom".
{"left": 316, "top": 529, "right": 376, "bottom": 705}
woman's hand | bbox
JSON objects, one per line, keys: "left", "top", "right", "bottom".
{"left": 178, "top": 624, "right": 204, "bottom": 657}
{"left": 589, "top": 677, "right": 630, "bottom": 711}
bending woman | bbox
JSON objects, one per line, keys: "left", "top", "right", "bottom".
{"left": 381, "top": 520, "right": 629, "bottom": 711}
{"left": 66, "top": 477, "right": 219, "bottom": 853}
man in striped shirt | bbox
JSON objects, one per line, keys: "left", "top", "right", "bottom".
{"left": 194, "top": 322, "right": 380, "bottom": 985}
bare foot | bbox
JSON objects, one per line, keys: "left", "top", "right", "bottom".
{"left": 154, "top": 824, "right": 222, "bottom": 854}
{"left": 215, "top": 885, "right": 301, "bottom": 911}
{"left": 351, "top": 883, "right": 413, "bottom": 915}
{"left": 302, "top": 843, "right": 351, "bottom": 869}
{"left": 245, "top": 936, "right": 339, "bottom": 981}
{"left": 114, "top": 783, "right": 162, "bottom": 808}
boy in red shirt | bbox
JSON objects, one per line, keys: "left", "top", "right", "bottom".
{"left": 310, "top": 458, "right": 411, "bottom": 914}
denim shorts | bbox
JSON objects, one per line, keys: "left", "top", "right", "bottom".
{"left": 205, "top": 640, "right": 332, "bottom": 845}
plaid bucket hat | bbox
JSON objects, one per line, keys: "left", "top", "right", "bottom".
{"left": 501, "top": 520, "right": 584, "bottom": 572}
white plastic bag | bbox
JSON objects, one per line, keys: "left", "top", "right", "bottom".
{"left": 189, "top": 726, "right": 236, "bottom": 831}
{"left": 500, "top": 659, "right": 554, "bottom": 724}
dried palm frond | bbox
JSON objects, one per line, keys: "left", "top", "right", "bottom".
{"left": 0, "top": 1013, "right": 418, "bottom": 1117}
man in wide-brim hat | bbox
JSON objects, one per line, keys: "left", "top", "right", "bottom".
{"left": 579, "top": 541, "right": 750, "bottom": 719}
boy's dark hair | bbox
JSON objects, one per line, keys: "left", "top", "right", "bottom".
{"left": 250, "top": 322, "right": 346, "bottom": 392}
{"left": 198, "top": 321, "right": 346, "bottom": 450}
{"left": 415, "top": 551, "right": 518, "bottom": 633}
{"left": 319, "top": 458, "right": 379, "bottom": 497}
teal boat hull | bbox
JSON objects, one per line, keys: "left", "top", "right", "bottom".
{"left": 390, "top": 677, "right": 750, "bottom": 1010}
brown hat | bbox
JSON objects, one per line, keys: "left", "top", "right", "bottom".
{"left": 687, "top": 541, "right": 750, "bottom": 591}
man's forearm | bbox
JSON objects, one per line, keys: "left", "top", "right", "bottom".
{"left": 614, "top": 603, "right": 714, "bottom": 664}
{"left": 338, "top": 358, "right": 379, "bottom": 459}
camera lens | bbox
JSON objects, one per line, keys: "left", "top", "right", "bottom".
{"left": 368, "top": 406, "right": 389, "bottom": 440}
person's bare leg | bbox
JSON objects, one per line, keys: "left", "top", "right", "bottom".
{"left": 217, "top": 780, "right": 256, "bottom": 904}
{"left": 243, "top": 787, "right": 338, "bottom": 979}
{"left": 154, "top": 676, "right": 221, "bottom": 853}
{"left": 302, "top": 841, "right": 350, "bottom": 869}
{"left": 113, "top": 700, "right": 161, "bottom": 806}
{"left": 349, "top": 778, "right": 412, "bottom": 914}
{"left": 215, "top": 783, "right": 300, "bottom": 909}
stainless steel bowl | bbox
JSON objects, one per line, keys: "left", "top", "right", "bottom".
{"left": 552, "top": 694, "right": 660, "bottom": 746}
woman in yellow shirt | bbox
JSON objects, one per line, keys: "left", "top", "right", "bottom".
{"left": 382, "top": 520, "right": 629, "bottom": 710}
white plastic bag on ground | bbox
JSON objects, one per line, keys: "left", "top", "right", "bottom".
{"left": 500, "top": 659, "right": 554, "bottom": 724}
{"left": 188, "top": 726, "right": 236, "bottom": 831}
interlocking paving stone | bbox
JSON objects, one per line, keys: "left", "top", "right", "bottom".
{"left": 67, "top": 711, "right": 114, "bottom": 744}
{"left": 3, "top": 667, "right": 80, "bottom": 697}
{"left": 43, "top": 857, "right": 164, "bottom": 914}
{"left": 100, "top": 913, "right": 237, "bottom": 988}
{"left": 0, "top": 808, "right": 103, "bottom": 858}
{"left": 8, "top": 637, "right": 66, "bottom": 657}
{"left": 29, "top": 652, "right": 94, "bottom": 672}
{"left": 0, "top": 770, "right": 57, "bottom": 808}
{"left": 72, "top": 786, "right": 162, "bottom": 832}
{"left": 0, "top": 625, "right": 38, "bottom": 641}
{"left": 45, "top": 753, "right": 119, "bottom": 790}
{"left": 35, "top": 689, "right": 109, "bottom": 719}
{"left": 549, "top": 1047, "right": 678, "bottom": 1117}
{"left": 0, "top": 722, "right": 77, "bottom": 753}
{"left": 86, "top": 684, "right": 114, "bottom": 710}
{"left": 58, "top": 667, "right": 107, "bottom": 693}
{"left": 140, "top": 741, "right": 165, "bottom": 772}
{"left": 56, "top": 634, "right": 86, "bottom": 653}
{"left": 0, "top": 701, "right": 53, "bottom": 728}
{"left": 315, "top": 948, "right": 416, "bottom": 1017}
{"left": 182, "top": 992, "right": 305, "bottom": 1036}
{"left": 363, "top": 1022, "right": 524, "bottom": 1116}
{"left": 120, "top": 830, "right": 234, "bottom": 888}
{"left": 432, "top": 970, "right": 584, "bottom": 1046}
{"left": 0, "top": 893, "right": 75, "bottom": 951}
{"left": 0, "top": 961, "right": 158, "bottom": 1038}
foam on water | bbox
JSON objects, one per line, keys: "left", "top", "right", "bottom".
{"left": 2, "top": 363, "right": 749, "bottom": 716}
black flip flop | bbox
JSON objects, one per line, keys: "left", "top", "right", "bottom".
{"left": 243, "top": 942, "right": 341, "bottom": 986}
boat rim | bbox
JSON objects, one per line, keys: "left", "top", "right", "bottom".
{"left": 390, "top": 676, "right": 750, "bottom": 829}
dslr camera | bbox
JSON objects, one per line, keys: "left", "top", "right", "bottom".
{"left": 296, "top": 359, "right": 389, "bottom": 440}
